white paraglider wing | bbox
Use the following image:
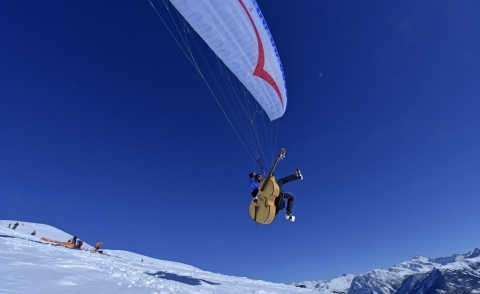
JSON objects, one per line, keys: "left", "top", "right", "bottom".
{"left": 169, "top": 0, "right": 287, "bottom": 121}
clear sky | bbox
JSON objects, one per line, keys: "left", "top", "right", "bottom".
{"left": 1, "top": 0, "right": 480, "bottom": 284}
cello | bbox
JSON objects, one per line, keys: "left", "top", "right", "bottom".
{"left": 248, "top": 148, "right": 286, "bottom": 225}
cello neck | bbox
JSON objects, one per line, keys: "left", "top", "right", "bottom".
{"left": 267, "top": 157, "right": 280, "bottom": 178}
{"left": 259, "top": 149, "right": 285, "bottom": 191}
{"left": 267, "top": 148, "right": 285, "bottom": 177}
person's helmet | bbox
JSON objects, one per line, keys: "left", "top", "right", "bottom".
{"left": 255, "top": 174, "right": 263, "bottom": 181}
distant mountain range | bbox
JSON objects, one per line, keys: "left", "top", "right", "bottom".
{"left": 294, "top": 248, "right": 480, "bottom": 294}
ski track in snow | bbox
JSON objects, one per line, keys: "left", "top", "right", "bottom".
{"left": 0, "top": 221, "right": 312, "bottom": 294}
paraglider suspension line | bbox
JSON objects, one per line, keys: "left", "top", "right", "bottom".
{"left": 256, "top": 158, "right": 266, "bottom": 177}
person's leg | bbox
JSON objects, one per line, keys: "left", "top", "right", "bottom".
{"left": 277, "top": 174, "right": 298, "bottom": 189}
{"left": 282, "top": 192, "right": 294, "bottom": 215}
{"left": 274, "top": 193, "right": 286, "bottom": 215}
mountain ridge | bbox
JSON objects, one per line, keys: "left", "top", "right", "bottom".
{"left": 294, "top": 248, "right": 480, "bottom": 293}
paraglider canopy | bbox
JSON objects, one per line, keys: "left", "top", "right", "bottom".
{"left": 149, "top": 0, "right": 289, "bottom": 164}
{"left": 169, "top": 0, "right": 288, "bottom": 121}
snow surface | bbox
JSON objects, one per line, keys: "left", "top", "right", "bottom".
{"left": 0, "top": 220, "right": 312, "bottom": 294}
{"left": 292, "top": 274, "right": 354, "bottom": 293}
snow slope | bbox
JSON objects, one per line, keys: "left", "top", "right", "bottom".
{"left": 0, "top": 220, "right": 312, "bottom": 294}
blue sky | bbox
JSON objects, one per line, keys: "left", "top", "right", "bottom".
{"left": 1, "top": 0, "right": 480, "bottom": 284}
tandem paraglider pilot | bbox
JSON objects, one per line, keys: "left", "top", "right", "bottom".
{"left": 248, "top": 168, "right": 303, "bottom": 222}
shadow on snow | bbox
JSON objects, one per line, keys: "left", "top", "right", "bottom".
{"left": 145, "top": 271, "right": 221, "bottom": 286}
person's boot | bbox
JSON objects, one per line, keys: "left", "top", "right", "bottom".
{"left": 295, "top": 168, "right": 303, "bottom": 180}
{"left": 285, "top": 213, "right": 295, "bottom": 222}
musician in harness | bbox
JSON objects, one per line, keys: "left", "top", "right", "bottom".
{"left": 248, "top": 168, "right": 303, "bottom": 222}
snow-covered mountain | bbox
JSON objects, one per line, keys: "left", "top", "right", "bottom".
{"left": 294, "top": 248, "right": 480, "bottom": 294}
{"left": 0, "top": 220, "right": 311, "bottom": 294}
{"left": 293, "top": 273, "right": 355, "bottom": 293}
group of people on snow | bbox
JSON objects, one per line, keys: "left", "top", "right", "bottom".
{"left": 4, "top": 222, "right": 101, "bottom": 251}
{"left": 6, "top": 222, "right": 35, "bottom": 236}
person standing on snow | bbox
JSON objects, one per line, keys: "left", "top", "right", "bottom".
{"left": 95, "top": 242, "right": 103, "bottom": 252}
{"left": 12, "top": 222, "right": 19, "bottom": 230}
{"left": 248, "top": 169, "right": 303, "bottom": 222}
{"left": 69, "top": 235, "right": 78, "bottom": 244}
